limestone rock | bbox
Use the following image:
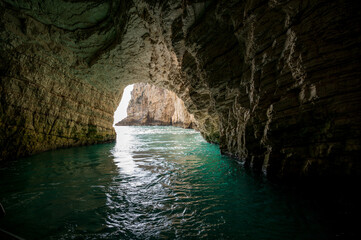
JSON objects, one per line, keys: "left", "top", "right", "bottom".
{"left": 0, "top": 0, "right": 360, "bottom": 180}
{"left": 116, "top": 83, "right": 197, "bottom": 129}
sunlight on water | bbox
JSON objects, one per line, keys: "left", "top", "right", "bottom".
{"left": 112, "top": 127, "right": 136, "bottom": 174}
{"left": 0, "top": 126, "right": 334, "bottom": 239}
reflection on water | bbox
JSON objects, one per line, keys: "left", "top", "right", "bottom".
{"left": 113, "top": 127, "right": 136, "bottom": 174}
{"left": 0, "top": 126, "right": 337, "bottom": 239}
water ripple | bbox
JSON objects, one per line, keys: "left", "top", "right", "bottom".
{"left": 0, "top": 126, "right": 334, "bottom": 239}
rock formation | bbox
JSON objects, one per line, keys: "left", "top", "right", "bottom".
{"left": 0, "top": 0, "right": 360, "bottom": 180}
{"left": 116, "top": 83, "right": 197, "bottom": 129}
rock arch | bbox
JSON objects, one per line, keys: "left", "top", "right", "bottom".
{"left": 1, "top": 0, "right": 360, "bottom": 180}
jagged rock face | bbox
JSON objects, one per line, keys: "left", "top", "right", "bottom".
{"left": 116, "top": 83, "right": 197, "bottom": 128}
{"left": 1, "top": 0, "right": 360, "bottom": 180}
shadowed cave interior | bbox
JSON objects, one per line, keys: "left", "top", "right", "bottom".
{"left": 1, "top": 0, "right": 360, "bottom": 181}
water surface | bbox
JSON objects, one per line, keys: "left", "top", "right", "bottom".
{"left": 0, "top": 126, "right": 334, "bottom": 239}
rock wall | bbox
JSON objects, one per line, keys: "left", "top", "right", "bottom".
{"left": 0, "top": 0, "right": 127, "bottom": 160}
{"left": 1, "top": 0, "right": 360, "bottom": 180}
{"left": 116, "top": 83, "right": 197, "bottom": 128}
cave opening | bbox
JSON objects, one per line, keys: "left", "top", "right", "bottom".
{"left": 113, "top": 84, "right": 134, "bottom": 126}
{"left": 113, "top": 83, "right": 197, "bottom": 129}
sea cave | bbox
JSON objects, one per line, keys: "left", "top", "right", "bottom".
{"left": 0, "top": 0, "right": 360, "bottom": 239}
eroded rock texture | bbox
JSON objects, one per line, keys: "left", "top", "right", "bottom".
{"left": 1, "top": 0, "right": 360, "bottom": 180}
{"left": 116, "top": 83, "right": 196, "bottom": 128}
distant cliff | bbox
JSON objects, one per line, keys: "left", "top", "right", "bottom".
{"left": 116, "top": 83, "right": 197, "bottom": 129}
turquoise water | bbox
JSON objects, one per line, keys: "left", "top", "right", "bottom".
{"left": 0, "top": 126, "right": 333, "bottom": 239}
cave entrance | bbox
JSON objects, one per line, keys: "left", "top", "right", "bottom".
{"left": 113, "top": 83, "right": 196, "bottom": 129}
{"left": 113, "top": 84, "right": 134, "bottom": 126}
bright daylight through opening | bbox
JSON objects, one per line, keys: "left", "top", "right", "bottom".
{"left": 113, "top": 84, "right": 134, "bottom": 125}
